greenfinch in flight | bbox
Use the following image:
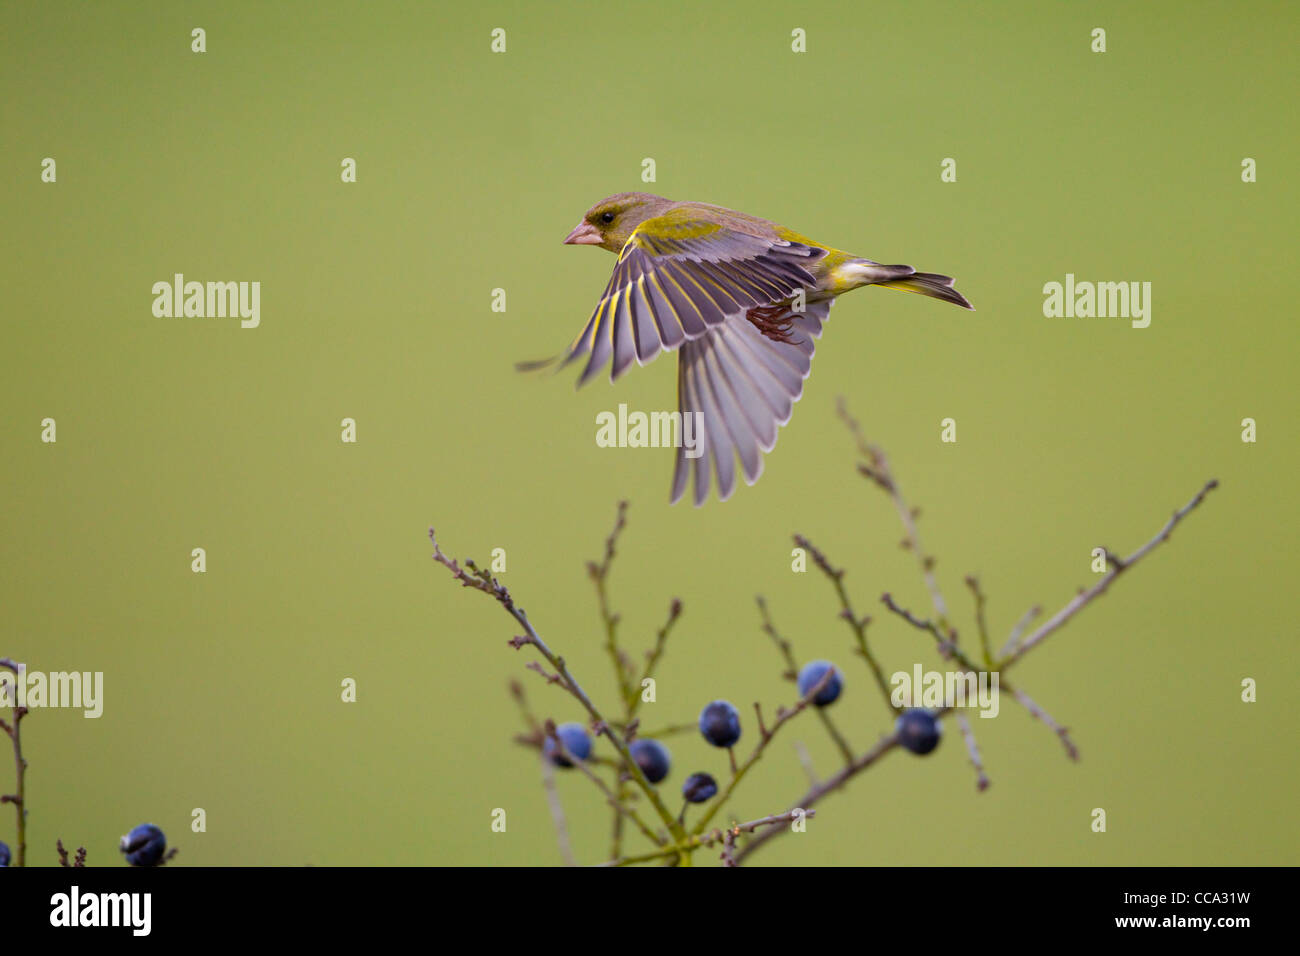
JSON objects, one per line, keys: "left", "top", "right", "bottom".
{"left": 552, "top": 192, "right": 973, "bottom": 505}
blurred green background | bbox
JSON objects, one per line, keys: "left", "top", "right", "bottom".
{"left": 1, "top": 0, "right": 1295, "bottom": 866}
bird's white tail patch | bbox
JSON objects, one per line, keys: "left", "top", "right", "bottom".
{"left": 835, "top": 260, "right": 917, "bottom": 287}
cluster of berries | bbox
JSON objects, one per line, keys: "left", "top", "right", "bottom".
{"left": 543, "top": 660, "right": 943, "bottom": 804}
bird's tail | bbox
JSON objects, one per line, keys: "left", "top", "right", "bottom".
{"left": 876, "top": 271, "right": 974, "bottom": 310}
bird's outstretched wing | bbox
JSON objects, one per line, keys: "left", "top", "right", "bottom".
{"left": 672, "top": 300, "right": 834, "bottom": 506}
{"left": 562, "top": 217, "right": 825, "bottom": 386}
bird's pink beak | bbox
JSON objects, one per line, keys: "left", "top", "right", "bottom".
{"left": 563, "top": 221, "right": 603, "bottom": 245}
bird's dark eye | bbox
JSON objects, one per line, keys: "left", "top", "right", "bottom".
{"left": 601, "top": 212, "right": 615, "bottom": 224}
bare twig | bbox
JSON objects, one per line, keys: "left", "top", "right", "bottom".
{"left": 0, "top": 658, "right": 27, "bottom": 868}
{"left": 758, "top": 596, "right": 855, "bottom": 763}
{"left": 539, "top": 754, "right": 577, "bottom": 866}
{"left": 588, "top": 501, "right": 633, "bottom": 705}
{"left": 630, "top": 598, "right": 682, "bottom": 719}
{"left": 56, "top": 839, "right": 85, "bottom": 868}
{"left": 965, "top": 576, "right": 993, "bottom": 666}
{"left": 511, "top": 653, "right": 665, "bottom": 851}
{"left": 736, "top": 407, "right": 1219, "bottom": 863}
{"left": 581, "top": 503, "right": 684, "bottom": 860}
{"left": 1005, "top": 683, "right": 1078, "bottom": 760}
{"left": 880, "top": 590, "right": 1079, "bottom": 759}
{"left": 524, "top": 660, "right": 564, "bottom": 687}
{"left": 792, "top": 536, "right": 896, "bottom": 713}
{"left": 1000, "top": 604, "right": 1043, "bottom": 658}
{"left": 513, "top": 682, "right": 577, "bottom": 867}
{"left": 956, "top": 714, "right": 990, "bottom": 791}
{"left": 584, "top": 502, "right": 639, "bottom": 861}
{"left": 1003, "top": 480, "right": 1219, "bottom": 667}
{"left": 881, "top": 592, "right": 961, "bottom": 661}
{"left": 602, "top": 808, "right": 817, "bottom": 867}
{"left": 619, "top": 722, "right": 696, "bottom": 740}
{"left": 543, "top": 723, "right": 665, "bottom": 847}
{"left": 756, "top": 596, "right": 796, "bottom": 681}
{"left": 838, "top": 398, "right": 950, "bottom": 624}
{"left": 738, "top": 477, "right": 1216, "bottom": 862}
{"left": 719, "top": 829, "right": 739, "bottom": 867}
{"left": 429, "top": 528, "right": 690, "bottom": 854}
{"left": 735, "top": 733, "right": 899, "bottom": 863}
{"left": 508, "top": 680, "right": 540, "bottom": 735}
{"left": 793, "top": 740, "right": 819, "bottom": 786}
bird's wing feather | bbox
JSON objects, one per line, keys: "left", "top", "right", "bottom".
{"left": 563, "top": 218, "right": 825, "bottom": 386}
{"left": 671, "top": 300, "right": 834, "bottom": 505}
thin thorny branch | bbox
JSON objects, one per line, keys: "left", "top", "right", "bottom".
{"left": 965, "top": 575, "right": 994, "bottom": 667}
{"left": 956, "top": 714, "right": 990, "bottom": 791}
{"left": 790, "top": 535, "right": 896, "bottom": 713}
{"left": 510, "top": 653, "right": 665, "bottom": 851}
{"left": 839, "top": 399, "right": 950, "bottom": 625}
{"left": 588, "top": 500, "right": 633, "bottom": 708}
{"left": 0, "top": 657, "right": 28, "bottom": 868}
{"left": 431, "top": 399, "right": 1217, "bottom": 865}
{"left": 734, "top": 405, "right": 1216, "bottom": 862}
{"left": 881, "top": 590, "right": 1081, "bottom": 761}
{"left": 428, "top": 527, "right": 689, "bottom": 860}
{"left": 56, "top": 838, "right": 87, "bottom": 868}
{"left": 1002, "top": 476, "right": 1219, "bottom": 667}
{"left": 598, "top": 808, "right": 816, "bottom": 867}
{"left": 1001, "top": 603, "right": 1043, "bottom": 658}
{"left": 631, "top": 598, "right": 682, "bottom": 720}
{"left": 758, "top": 596, "right": 855, "bottom": 764}
{"left": 583, "top": 504, "right": 686, "bottom": 860}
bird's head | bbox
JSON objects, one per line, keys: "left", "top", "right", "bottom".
{"left": 564, "top": 192, "right": 672, "bottom": 253}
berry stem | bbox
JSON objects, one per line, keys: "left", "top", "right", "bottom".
{"left": 757, "top": 598, "right": 855, "bottom": 764}
{"left": 691, "top": 669, "right": 835, "bottom": 835}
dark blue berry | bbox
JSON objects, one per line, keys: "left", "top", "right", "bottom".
{"left": 895, "top": 709, "right": 942, "bottom": 755}
{"left": 699, "top": 700, "right": 742, "bottom": 748}
{"left": 797, "top": 660, "right": 843, "bottom": 706}
{"left": 682, "top": 772, "right": 718, "bottom": 804}
{"left": 544, "top": 723, "right": 593, "bottom": 767}
{"left": 120, "top": 824, "right": 167, "bottom": 867}
{"left": 629, "top": 738, "right": 671, "bottom": 783}
{"left": 0, "top": 841, "right": 10, "bottom": 867}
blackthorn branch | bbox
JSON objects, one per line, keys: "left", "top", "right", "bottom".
{"left": 430, "top": 400, "right": 1217, "bottom": 866}
{"left": 0, "top": 658, "right": 28, "bottom": 868}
